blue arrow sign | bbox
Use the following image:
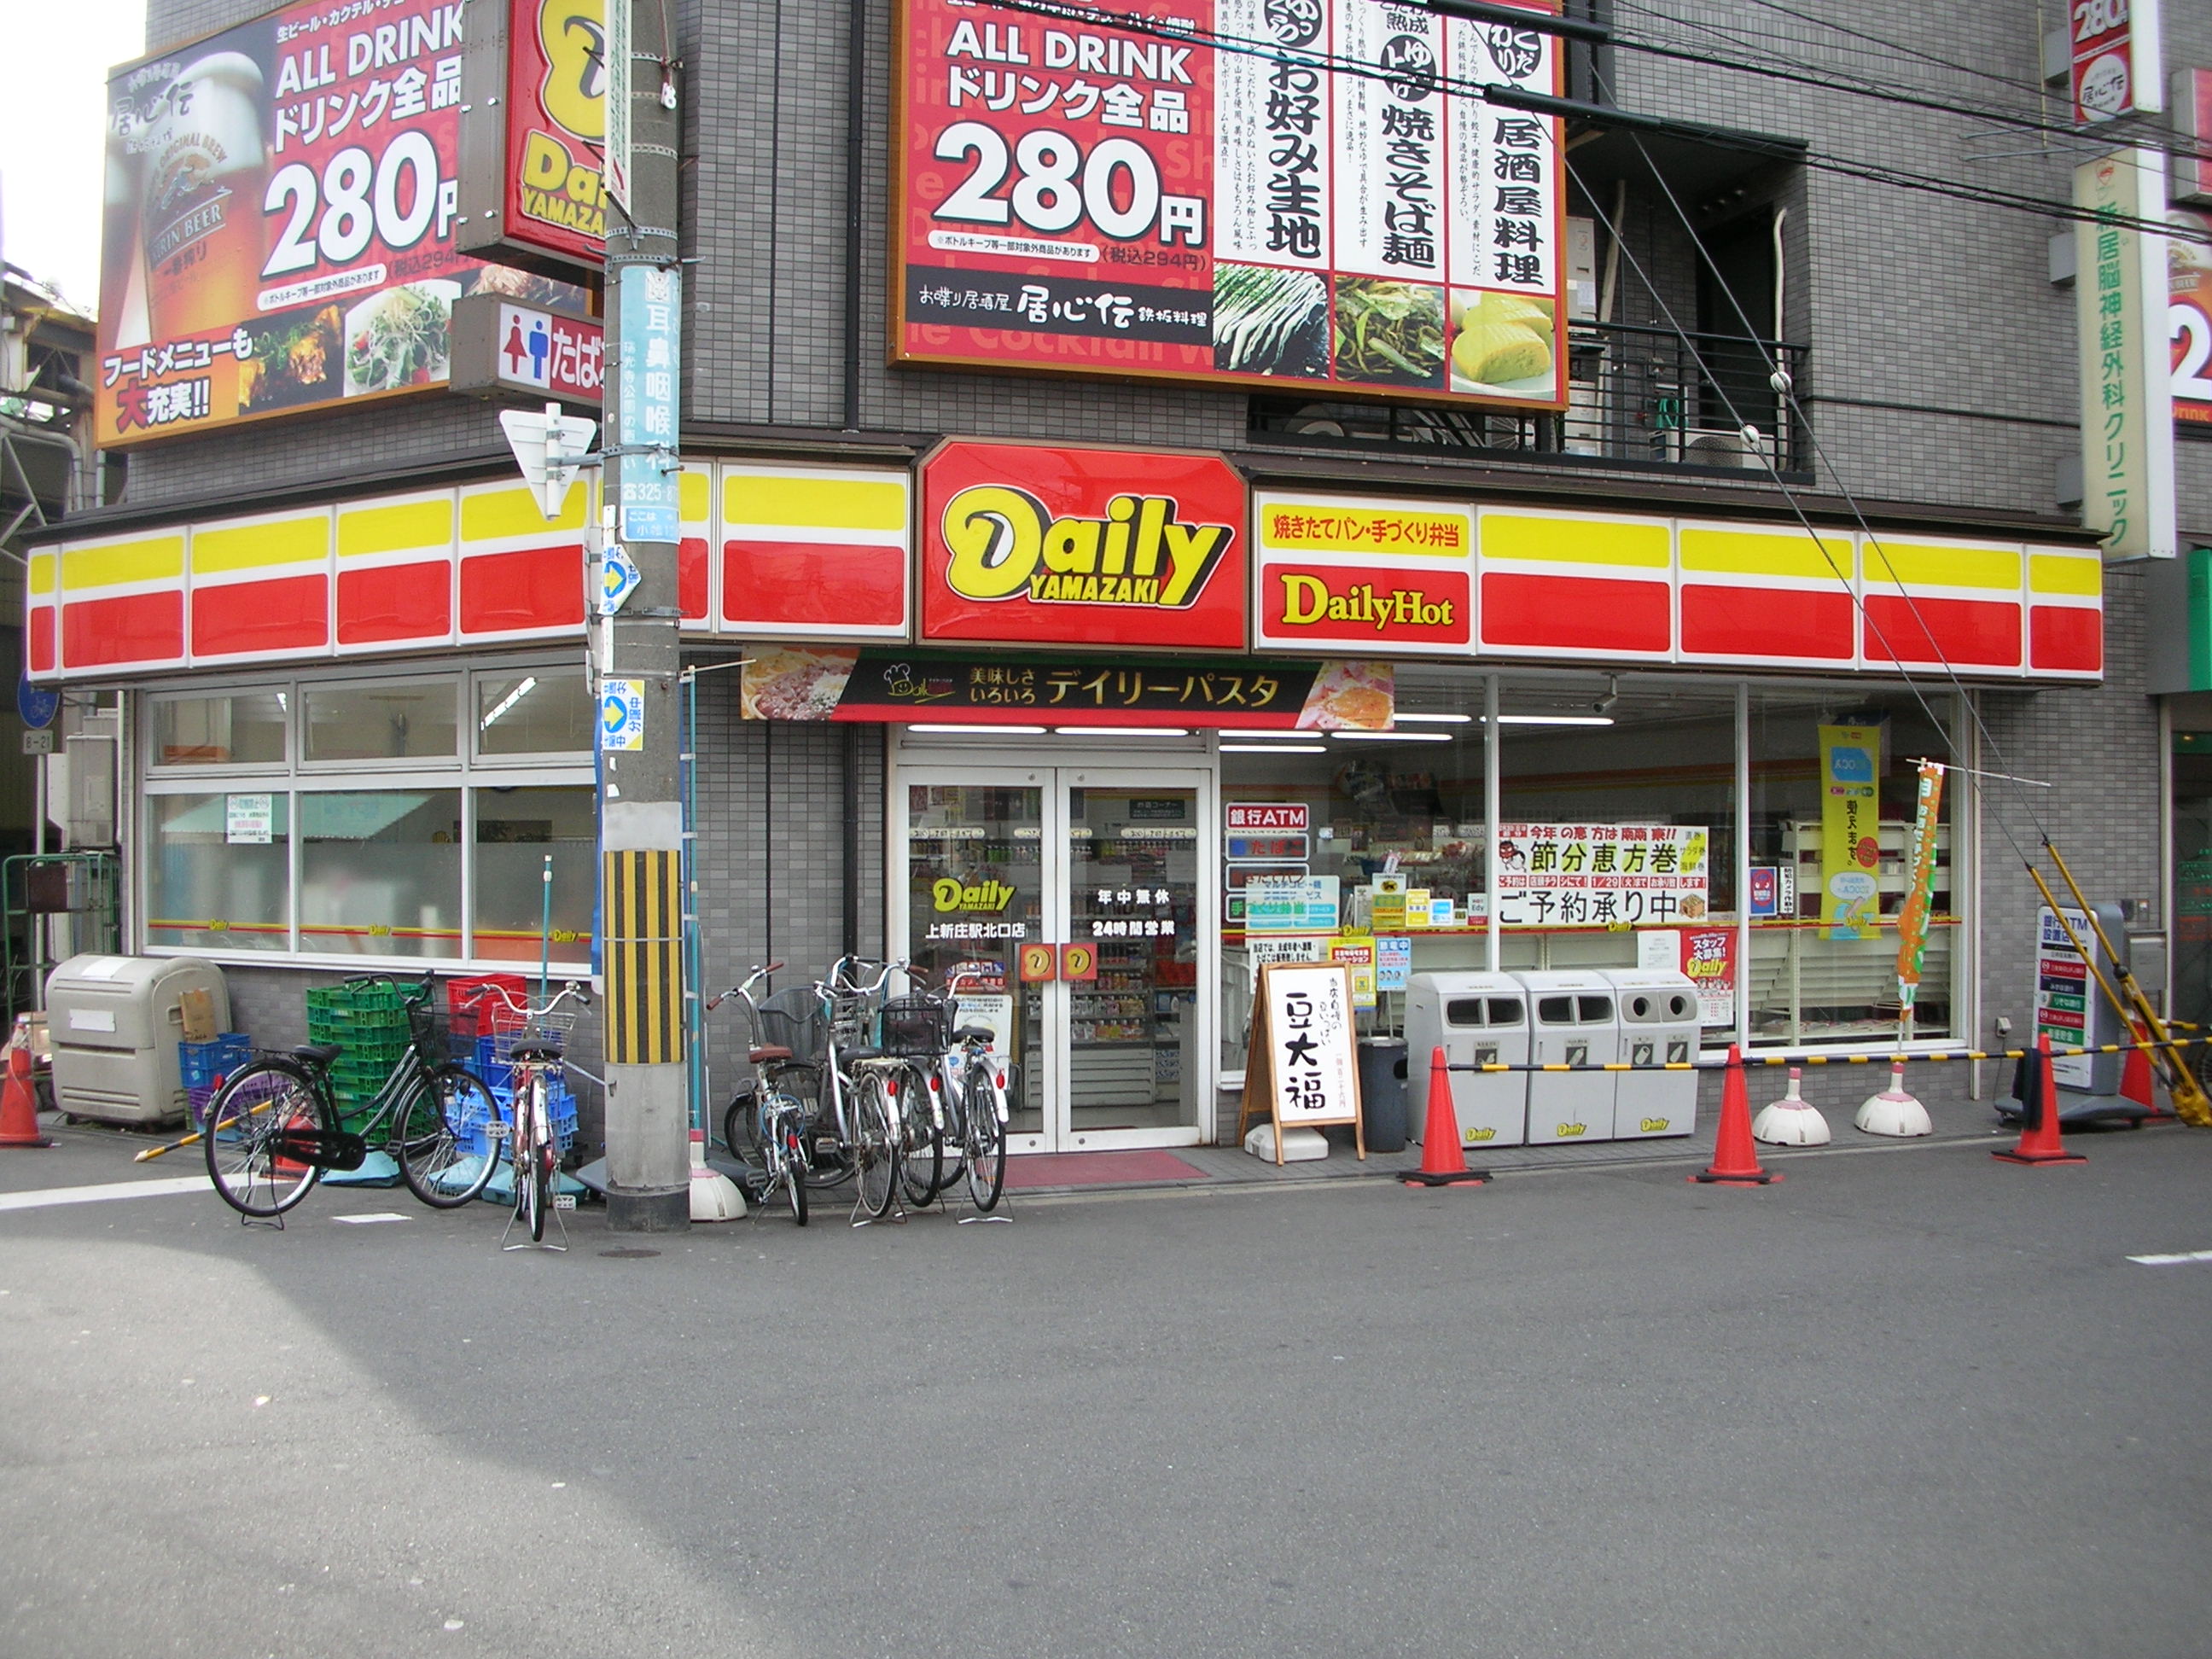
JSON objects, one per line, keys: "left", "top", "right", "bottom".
{"left": 599, "top": 545, "right": 643, "bottom": 615}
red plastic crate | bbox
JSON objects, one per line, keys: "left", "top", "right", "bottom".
{"left": 445, "top": 974, "right": 530, "bottom": 1040}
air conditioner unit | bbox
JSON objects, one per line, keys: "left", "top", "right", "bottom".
{"left": 1674, "top": 425, "right": 1773, "bottom": 470}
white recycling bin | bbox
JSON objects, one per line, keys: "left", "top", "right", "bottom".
{"left": 1601, "top": 968, "right": 1700, "bottom": 1138}
{"left": 1403, "top": 972, "right": 1529, "bottom": 1150}
{"left": 44, "top": 954, "right": 230, "bottom": 1126}
{"left": 1516, "top": 971, "right": 1620, "bottom": 1145}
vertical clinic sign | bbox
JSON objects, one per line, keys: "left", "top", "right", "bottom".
{"left": 892, "top": 0, "right": 1566, "bottom": 410}
{"left": 1817, "top": 724, "right": 1881, "bottom": 940}
{"left": 95, "top": 0, "right": 582, "bottom": 445}
{"left": 2069, "top": 0, "right": 2163, "bottom": 125}
{"left": 2074, "top": 148, "right": 2176, "bottom": 560}
{"left": 615, "top": 265, "right": 682, "bottom": 543}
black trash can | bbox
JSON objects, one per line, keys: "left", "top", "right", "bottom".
{"left": 1359, "top": 1038, "right": 1409, "bottom": 1153}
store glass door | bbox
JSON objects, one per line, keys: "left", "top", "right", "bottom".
{"left": 898, "top": 765, "right": 1212, "bottom": 1153}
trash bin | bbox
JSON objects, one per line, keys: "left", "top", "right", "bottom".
{"left": 1602, "top": 968, "right": 1700, "bottom": 1138}
{"left": 1403, "top": 971, "right": 1529, "bottom": 1150}
{"left": 45, "top": 954, "right": 230, "bottom": 1126}
{"left": 1357, "top": 1037, "right": 1409, "bottom": 1153}
{"left": 1515, "top": 970, "right": 1620, "bottom": 1144}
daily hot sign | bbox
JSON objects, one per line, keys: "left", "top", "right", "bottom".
{"left": 919, "top": 440, "right": 1247, "bottom": 648}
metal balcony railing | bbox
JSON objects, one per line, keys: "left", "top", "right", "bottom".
{"left": 1249, "top": 320, "right": 1810, "bottom": 478}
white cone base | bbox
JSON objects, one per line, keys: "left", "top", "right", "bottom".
{"left": 1752, "top": 1103, "right": 1831, "bottom": 1145}
{"left": 690, "top": 1167, "right": 748, "bottom": 1221}
{"left": 1854, "top": 1091, "right": 1932, "bottom": 1137}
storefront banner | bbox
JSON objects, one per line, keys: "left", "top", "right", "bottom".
{"left": 742, "top": 644, "right": 1393, "bottom": 728}
{"left": 1493, "top": 822, "right": 1709, "bottom": 928}
{"left": 2069, "top": 0, "right": 2162, "bottom": 124}
{"left": 919, "top": 441, "right": 1248, "bottom": 648}
{"left": 1818, "top": 724, "right": 1881, "bottom": 940}
{"left": 892, "top": 0, "right": 1565, "bottom": 410}
{"left": 2074, "top": 148, "right": 2175, "bottom": 560}
{"left": 1895, "top": 760, "right": 1947, "bottom": 1013}
{"left": 1254, "top": 491, "right": 1475, "bottom": 655}
{"left": 2172, "top": 209, "right": 2212, "bottom": 427}
{"left": 457, "top": 0, "right": 607, "bottom": 274}
{"left": 96, "top": 0, "right": 585, "bottom": 445}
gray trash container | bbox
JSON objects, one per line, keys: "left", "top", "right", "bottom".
{"left": 1358, "top": 1038, "right": 1408, "bottom": 1152}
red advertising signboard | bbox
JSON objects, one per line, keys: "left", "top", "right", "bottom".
{"left": 2174, "top": 209, "right": 2212, "bottom": 427}
{"left": 918, "top": 441, "right": 1248, "bottom": 649}
{"left": 457, "top": 0, "right": 608, "bottom": 274}
{"left": 2069, "top": 0, "right": 2163, "bottom": 124}
{"left": 892, "top": 0, "right": 1566, "bottom": 410}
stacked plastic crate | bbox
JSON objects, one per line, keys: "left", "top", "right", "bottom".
{"left": 303, "top": 982, "right": 411, "bottom": 1132}
{"left": 179, "top": 1033, "right": 253, "bottom": 1128}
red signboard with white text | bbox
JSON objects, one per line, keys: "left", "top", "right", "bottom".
{"left": 2069, "top": 0, "right": 2163, "bottom": 124}
{"left": 918, "top": 440, "right": 1248, "bottom": 649}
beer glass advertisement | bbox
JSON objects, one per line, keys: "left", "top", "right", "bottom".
{"left": 893, "top": 0, "right": 1566, "bottom": 409}
{"left": 97, "top": 0, "right": 580, "bottom": 445}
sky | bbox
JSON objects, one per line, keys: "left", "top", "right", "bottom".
{"left": 3, "top": 0, "right": 148, "bottom": 316}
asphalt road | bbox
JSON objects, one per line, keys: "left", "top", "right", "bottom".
{"left": 3, "top": 1122, "right": 2209, "bottom": 1658}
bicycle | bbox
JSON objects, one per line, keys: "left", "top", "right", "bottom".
{"left": 938, "top": 970, "right": 1010, "bottom": 1214}
{"left": 201, "top": 975, "right": 500, "bottom": 1222}
{"left": 479, "top": 981, "right": 591, "bottom": 1248}
{"left": 707, "top": 961, "right": 812, "bottom": 1226}
{"left": 818, "top": 956, "right": 910, "bottom": 1223}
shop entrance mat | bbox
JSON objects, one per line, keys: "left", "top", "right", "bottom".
{"left": 1003, "top": 1150, "right": 1213, "bottom": 1189}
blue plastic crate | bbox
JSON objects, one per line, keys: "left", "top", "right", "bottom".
{"left": 488, "top": 1079, "right": 577, "bottom": 1153}
{"left": 179, "top": 1033, "right": 252, "bottom": 1090}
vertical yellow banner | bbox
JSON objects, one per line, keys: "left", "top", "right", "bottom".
{"left": 1819, "top": 725, "right": 1883, "bottom": 940}
{"left": 1894, "top": 761, "right": 1947, "bottom": 1014}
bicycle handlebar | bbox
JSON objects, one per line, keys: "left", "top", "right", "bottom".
{"left": 475, "top": 979, "right": 592, "bottom": 1020}
{"left": 707, "top": 960, "right": 788, "bottom": 1012}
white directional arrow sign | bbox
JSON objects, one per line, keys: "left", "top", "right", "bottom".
{"left": 499, "top": 402, "right": 599, "bottom": 521}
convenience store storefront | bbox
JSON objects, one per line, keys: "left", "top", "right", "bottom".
{"left": 28, "top": 439, "right": 2106, "bottom": 1150}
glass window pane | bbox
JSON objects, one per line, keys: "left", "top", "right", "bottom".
{"left": 300, "top": 789, "right": 462, "bottom": 957}
{"left": 151, "top": 691, "right": 287, "bottom": 765}
{"left": 146, "top": 793, "right": 291, "bottom": 952}
{"left": 475, "top": 669, "right": 592, "bottom": 756}
{"left": 1748, "top": 690, "right": 1955, "bottom": 1044}
{"left": 304, "top": 679, "right": 457, "bottom": 762}
{"left": 473, "top": 787, "right": 597, "bottom": 967}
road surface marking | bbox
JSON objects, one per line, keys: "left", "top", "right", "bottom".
{"left": 2127, "top": 1249, "right": 2212, "bottom": 1265}
{"left": 0, "top": 1176, "right": 212, "bottom": 1212}
{"left": 333, "top": 1212, "right": 410, "bottom": 1224}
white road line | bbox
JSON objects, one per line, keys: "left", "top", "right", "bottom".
{"left": 0, "top": 1176, "right": 212, "bottom": 1212}
{"left": 332, "top": 1212, "right": 410, "bottom": 1224}
{"left": 2127, "top": 1249, "right": 2212, "bottom": 1265}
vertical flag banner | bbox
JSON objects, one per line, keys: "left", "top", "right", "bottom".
{"left": 1818, "top": 724, "right": 1882, "bottom": 940}
{"left": 1894, "top": 760, "right": 1947, "bottom": 1027}
{"left": 2074, "top": 147, "right": 2176, "bottom": 560}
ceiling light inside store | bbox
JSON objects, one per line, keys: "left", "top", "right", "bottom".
{"left": 1221, "top": 742, "right": 1328, "bottom": 754}
{"left": 1394, "top": 712, "right": 1473, "bottom": 724}
{"left": 1331, "top": 730, "right": 1452, "bottom": 742}
{"left": 478, "top": 676, "right": 536, "bottom": 731}
{"left": 1056, "top": 726, "right": 1190, "bottom": 736}
{"left": 1490, "top": 714, "right": 1615, "bottom": 726}
{"left": 1215, "top": 727, "right": 1323, "bottom": 738}
{"left": 909, "top": 724, "right": 1047, "bottom": 734}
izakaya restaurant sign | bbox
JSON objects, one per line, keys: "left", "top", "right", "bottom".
{"left": 96, "top": 0, "right": 582, "bottom": 445}
{"left": 920, "top": 441, "right": 1247, "bottom": 648}
{"left": 892, "top": 0, "right": 1566, "bottom": 409}
{"left": 740, "top": 646, "right": 1394, "bottom": 729}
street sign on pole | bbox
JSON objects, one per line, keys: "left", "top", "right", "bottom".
{"left": 498, "top": 402, "right": 599, "bottom": 520}
{"left": 599, "top": 544, "right": 643, "bottom": 614}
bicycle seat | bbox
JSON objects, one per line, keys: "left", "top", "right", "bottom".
{"left": 842, "top": 1045, "right": 885, "bottom": 1062}
{"left": 293, "top": 1043, "right": 342, "bottom": 1067}
{"left": 748, "top": 1045, "right": 794, "bottom": 1063}
{"left": 508, "top": 1038, "right": 564, "bottom": 1063}
{"left": 953, "top": 1026, "right": 996, "bottom": 1047}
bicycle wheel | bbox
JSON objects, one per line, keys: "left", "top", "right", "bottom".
{"left": 853, "top": 1071, "right": 899, "bottom": 1220}
{"left": 722, "top": 1085, "right": 762, "bottom": 1162}
{"left": 899, "top": 1066, "right": 943, "bottom": 1208}
{"left": 203, "top": 1058, "right": 328, "bottom": 1219}
{"left": 397, "top": 1065, "right": 498, "bottom": 1208}
{"left": 522, "top": 1080, "right": 551, "bottom": 1243}
{"left": 962, "top": 1057, "right": 1007, "bottom": 1213}
{"left": 773, "top": 1103, "right": 810, "bottom": 1227}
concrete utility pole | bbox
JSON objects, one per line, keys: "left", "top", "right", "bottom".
{"left": 597, "top": 0, "right": 688, "bottom": 1231}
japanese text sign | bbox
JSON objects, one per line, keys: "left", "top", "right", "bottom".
{"left": 893, "top": 0, "right": 1566, "bottom": 410}
{"left": 95, "top": 0, "right": 581, "bottom": 445}
{"left": 2073, "top": 148, "right": 2175, "bottom": 560}
{"left": 2069, "top": 0, "right": 2162, "bottom": 125}
{"left": 1255, "top": 963, "right": 1359, "bottom": 1125}
{"left": 450, "top": 293, "right": 604, "bottom": 401}
{"left": 615, "top": 264, "right": 683, "bottom": 543}
{"left": 920, "top": 440, "right": 1247, "bottom": 648}
{"left": 1493, "top": 822, "right": 1709, "bottom": 929}
{"left": 1817, "top": 724, "right": 1880, "bottom": 940}
{"left": 457, "top": 0, "right": 608, "bottom": 273}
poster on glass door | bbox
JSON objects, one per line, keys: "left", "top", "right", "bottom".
{"left": 1493, "top": 823, "right": 1709, "bottom": 927}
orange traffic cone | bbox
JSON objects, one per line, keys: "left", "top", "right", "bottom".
{"left": 0, "top": 1039, "right": 55, "bottom": 1150}
{"left": 1693, "top": 1045, "right": 1778, "bottom": 1185}
{"left": 1400, "top": 1045, "right": 1488, "bottom": 1187}
{"left": 2118, "top": 1022, "right": 2168, "bottom": 1120}
{"left": 1994, "top": 1033, "right": 2086, "bottom": 1166}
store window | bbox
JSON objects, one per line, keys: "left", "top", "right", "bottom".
{"left": 304, "top": 678, "right": 457, "bottom": 763}
{"left": 475, "top": 669, "right": 593, "bottom": 758}
{"left": 150, "top": 690, "right": 287, "bottom": 766}
{"left": 142, "top": 664, "right": 592, "bottom": 968}
{"left": 146, "top": 792, "right": 291, "bottom": 952}
{"left": 1748, "top": 690, "right": 1957, "bottom": 1043}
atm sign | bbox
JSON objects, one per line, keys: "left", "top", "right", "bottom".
{"left": 1226, "top": 803, "right": 1309, "bottom": 833}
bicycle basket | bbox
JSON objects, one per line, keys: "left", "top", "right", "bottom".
{"left": 879, "top": 993, "right": 954, "bottom": 1059}
{"left": 829, "top": 992, "right": 874, "bottom": 1047}
{"left": 754, "top": 987, "right": 828, "bottom": 1062}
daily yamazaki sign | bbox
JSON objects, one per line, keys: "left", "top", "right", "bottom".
{"left": 457, "top": 0, "right": 608, "bottom": 274}
{"left": 919, "top": 440, "right": 1247, "bottom": 649}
